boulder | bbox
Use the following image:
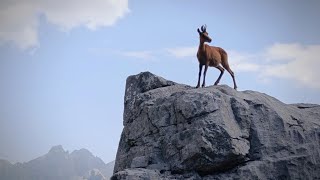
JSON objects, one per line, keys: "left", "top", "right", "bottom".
{"left": 113, "top": 72, "right": 320, "bottom": 179}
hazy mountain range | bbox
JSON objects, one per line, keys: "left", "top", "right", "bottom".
{"left": 0, "top": 145, "right": 114, "bottom": 180}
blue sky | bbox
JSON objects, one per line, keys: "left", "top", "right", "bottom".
{"left": 0, "top": 0, "right": 320, "bottom": 164}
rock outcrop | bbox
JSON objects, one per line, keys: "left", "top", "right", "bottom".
{"left": 112, "top": 72, "right": 320, "bottom": 180}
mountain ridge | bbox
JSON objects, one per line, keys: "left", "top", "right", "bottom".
{"left": 0, "top": 145, "right": 114, "bottom": 180}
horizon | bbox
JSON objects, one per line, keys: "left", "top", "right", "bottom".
{"left": 1, "top": 0, "right": 320, "bottom": 164}
{"left": 0, "top": 144, "right": 115, "bottom": 164}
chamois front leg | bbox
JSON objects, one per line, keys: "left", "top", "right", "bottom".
{"left": 196, "top": 64, "right": 203, "bottom": 88}
{"left": 202, "top": 64, "right": 208, "bottom": 88}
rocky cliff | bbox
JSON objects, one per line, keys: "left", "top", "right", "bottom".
{"left": 112, "top": 72, "right": 320, "bottom": 180}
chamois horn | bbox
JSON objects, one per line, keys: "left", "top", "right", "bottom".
{"left": 201, "top": 24, "right": 207, "bottom": 32}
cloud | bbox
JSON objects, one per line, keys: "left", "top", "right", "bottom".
{"left": 121, "top": 51, "right": 154, "bottom": 60}
{"left": 166, "top": 47, "right": 197, "bottom": 58}
{"left": 166, "top": 43, "right": 320, "bottom": 89}
{"left": 227, "top": 51, "right": 262, "bottom": 72}
{"left": 262, "top": 43, "right": 320, "bottom": 89}
{"left": 88, "top": 48, "right": 155, "bottom": 60}
{"left": 113, "top": 47, "right": 199, "bottom": 60}
{"left": 0, "top": 1, "right": 40, "bottom": 49}
{"left": 231, "top": 43, "right": 320, "bottom": 89}
{"left": 90, "top": 43, "right": 320, "bottom": 89}
{"left": 0, "top": 0, "right": 129, "bottom": 49}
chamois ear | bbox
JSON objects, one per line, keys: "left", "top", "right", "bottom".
{"left": 197, "top": 28, "right": 201, "bottom": 34}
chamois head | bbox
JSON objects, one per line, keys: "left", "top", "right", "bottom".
{"left": 197, "top": 25, "right": 212, "bottom": 43}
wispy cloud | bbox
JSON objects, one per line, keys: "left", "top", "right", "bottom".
{"left": 227, "top": 51, "right": 262, "bottom": 72}
{"left": 121, "top": 51, "right": 154, "bottom": 60}
{"left": 165, "top": 43, "right": 320, "bottom": 89}
{"left": 0, "top": 0, "right": 129, "bottom": 49}
{"left": 88, "top": 48, "right": 157, "bottom": 61}
{"left": 166, "top": 47, "right": 197, "bottom": 58}
{"left": 231, "top": 43, "right": 320, "bottom": 89}
{"left": 90, "top": 43, "right": 320, "bottom": 89}
{"left": 116, "top": 47, "right": 197, "bottom": 60}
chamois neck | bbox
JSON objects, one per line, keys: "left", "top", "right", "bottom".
{"left": 198, "top": 40, "right": 205, "bottom": 51}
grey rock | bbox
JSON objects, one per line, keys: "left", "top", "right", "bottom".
{"left": 111, "top": 168, "right": 202, "bottom": 180}
{"left": 123, "top": 71, "right": 177, "bottom": 126}
{"left": 131, "top": 156, "right": 149, "bottom": 168}
{"left": 111, "top": 168, "right": 162, "bottom": 180}
{"left": 113, "top": 72, "right": 320, "bottom": 180}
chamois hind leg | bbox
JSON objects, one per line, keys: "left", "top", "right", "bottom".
{"left": 196, "top": 64, "right": 203, "bottom": 88}
{"left": 214, "top": 65, "right": 225, "bottom": 85}
{"left": 222, "top": 62, "right": 238, "bottom": 90}
{"left": 201, "top": 64, "right": 208, "bottom": 88}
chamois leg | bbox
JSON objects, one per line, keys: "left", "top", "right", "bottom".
{"left": 201, "top": 65, "right": 208, "bottom": 88}
{"left": 225, "top": 67, "right": 237, "bottom": 90}
{"left": 222, "top": 60, "right": 238, "bottom": 90}
{"left": 196, "top": 64, "right": 203, "bottom": 88}
{"left": 214, "top": 65, "right": 225, "bottom": 85}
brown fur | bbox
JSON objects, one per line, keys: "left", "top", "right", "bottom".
{"left": 196, "top": 25, "right": 237, "bottom": 90}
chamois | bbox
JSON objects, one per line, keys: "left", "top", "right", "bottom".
{"left": 196, "top": 25, "right": 237, "bottom": 90}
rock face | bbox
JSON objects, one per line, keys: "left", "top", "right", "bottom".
{"left": 112, "top": 72, "right": 320, "bottom": 180}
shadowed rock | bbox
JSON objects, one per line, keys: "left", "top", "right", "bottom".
{"left": 113, "top": 72, "right": 320, "bottom": 180}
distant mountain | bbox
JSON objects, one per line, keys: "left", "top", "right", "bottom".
{"left": 0, "top": 145, "right": 115, "bottom": 180}
{"left": 101, "top": 160, "right": 115, "bottom": 179}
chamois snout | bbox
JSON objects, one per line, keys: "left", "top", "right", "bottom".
{"left": 207, "top": 37, "right": 212, "bottom": 43}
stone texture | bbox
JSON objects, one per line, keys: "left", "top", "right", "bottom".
{"left": 130, "top": 156, "right": 149, "bottom": 168}
{"left": 112, "top": 72, "right": 320, "bottom": 180}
